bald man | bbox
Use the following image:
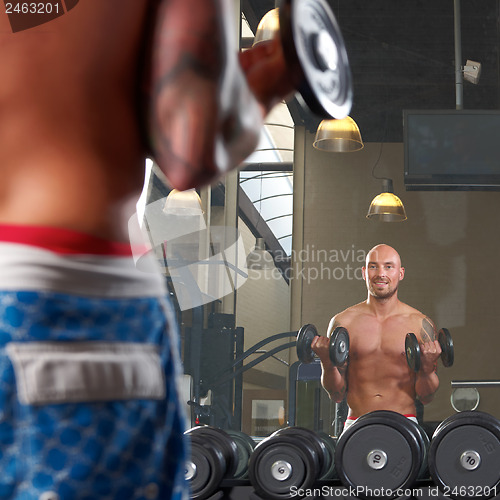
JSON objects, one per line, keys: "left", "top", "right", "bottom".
{"left": 311, "top": 244, "right": 442, "bottom": 431}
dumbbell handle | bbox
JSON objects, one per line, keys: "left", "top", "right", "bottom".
{"left": 296, "top": 324, "right": 349, "bottom": 366}
{"left": 406, "top": 328, "right": 454, "bottom": 372}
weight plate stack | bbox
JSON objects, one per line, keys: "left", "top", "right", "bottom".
{"left": 414, "top": 422, "right": 431, "bottom": 480}
{"left": 225, "top": 429, "right": 256, "bottom": 480}
{"left": 248, "top": 433, "right": 318, "bottom": 499}
{"left": 318, "top": 431, "right": 338, "bottom": 480}
{"left": 187, "top": 439, "right": 225, "bottom": 500}
{"left": 296, "top": 324, "right": 317, "bottom": 364}
{"left": 334, "top": 411, "right": 426, "bottom": 499}
{"left": 330, "top": 326, "right": 349, "bottom": 367}
{"left": 271, "top": 427, "right": 330, "bottom": 480}
{"left": 438, "top": 327, "right": 454, "bottom": 367}
{"left": 428, "top": 411, "right": 500, "bottom": 499}
{"left": 405, "top": 332, "right": 421, "bottom": 372}
{"left": 185, "top": 426, "right": 239, "bottom": 500}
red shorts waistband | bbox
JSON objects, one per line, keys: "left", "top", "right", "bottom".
{"left": 0, "top": 224, "right": 135, "bottom": 256}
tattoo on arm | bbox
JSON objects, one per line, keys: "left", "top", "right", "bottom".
{"left": 420, "top": 317, "right": 436, "bottom": 343}
{"left": 327, "top": 318, "right": 341, "bottom": 338}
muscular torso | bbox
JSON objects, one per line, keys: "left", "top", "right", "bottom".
{"left": 0, "top": 1, "right": 153, "bottom": 240}
{"left": 335, "top": 302, "right": 427, "bottom": 418}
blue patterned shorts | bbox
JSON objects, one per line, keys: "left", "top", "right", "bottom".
{"left": 0, "top": 245, "right": 189, "bottom": 500}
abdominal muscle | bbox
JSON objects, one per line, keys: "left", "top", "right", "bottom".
{"left": 346, "top": 359, "right": 417, "bottom": 418}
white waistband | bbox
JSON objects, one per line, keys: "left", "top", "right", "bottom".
{"left": 0, "top": 242, "right": 166, "bottom": 298}
{"left": 343, "top": 415, "right": 419, "bottom": 434}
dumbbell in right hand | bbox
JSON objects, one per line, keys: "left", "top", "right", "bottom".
{"left": 405, "top": 328, "right": 454, "bottom": 372}
{"left": 296, "top": 323, "right": 349, "bottom": 366}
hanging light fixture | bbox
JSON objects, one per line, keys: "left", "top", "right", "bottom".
{"left": 313, "top": 116, "right": 364, "bottom": 152}
{"left": 163, "top": 189, "right": 203, "bottom": 216}
{"left": 253, "top": 8, "right": 280, "bottom": 46}
{"left": 366, "top": 178, "right": 407, "bottom": 222}
{"left": 246, "top": 237, "right": 275, "bottom": 270}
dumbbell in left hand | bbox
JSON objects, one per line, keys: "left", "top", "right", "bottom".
{"left": 405, "top": 328, "right": 454, "bottom": 372}
{"left": 253, "top": 0, "right": 353, "bottom": 120}
{"left": 296, "top": 323, "right": 349, "bottom": 366}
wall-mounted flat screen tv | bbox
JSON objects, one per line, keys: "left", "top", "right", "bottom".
{"left": 404, "top": 110, "right": 500, "bottom": 191}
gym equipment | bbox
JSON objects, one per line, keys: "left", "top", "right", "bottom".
{"left": 296, "top": 323, "right": 349, "bottom": 366}
{"left": 271, "top": 427, "right": 330, "bottom": 480}
{"left": 248, "top": 426, "right": 329, "bottom": 499}
{"left": 225, "top": 429, "right": 256, "bottom": 480}
{"left": 334, "top": 410, "right": 428, "bottom": 499}
{"left": 405, "top": 327, "right": 454, "bottom": 372}
{"left": 278, "top": 0, "right": 352, "bottom": 119}
{"left": 428, "top": 411, "right": 500, "bottom": 499}
{"left": 184, "top": 425, "right": 239, "bottom": 500}
{"left": 438, "top": 327, "right": 454, "bottom": 367}
{"left": 317, "top": 431, "right": 338, "bottom": 480}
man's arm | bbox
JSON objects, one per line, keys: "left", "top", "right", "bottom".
{"left": 148, "top": 0, "right": 297, "bottom": 191}
{"left": 148, "top": 0, "right": 264, "bottom": 191}
{"left": 415, "top": 316, "right": 441, "bottom": 405}
{"left": 311, "top": 316, "right": 348, "bottom": 403}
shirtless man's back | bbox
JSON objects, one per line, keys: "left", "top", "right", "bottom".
{"left": 0, "top": 0, "right": 151, "bottom": 239}
{"left": 312, "top": 244, "right": 442, "bottom": 425}
{"left": 0, "top": 0, "right": 288, "bottom": 237}
{"left": 0, "top": 1, "right": 297, "bottom": 497}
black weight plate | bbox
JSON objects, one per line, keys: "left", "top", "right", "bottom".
{"left": 186, "top": 426, "right": 239, "bottom": 478}
{"left": 279, "top": 0, "right": 352, "bottom": 119}
{"left": 329, "top": 326, "right": 349, "bottom": 367}
{"left": 225, "top": 429, "right": 256, "bottom": 479}
{"left": 429, "top": 411, "right": 500, "bottom": 499}
{"left": 431, "top": 426, "right": 500, "bottom": 497}
{"left": 249, "top": 435, "right": 316, "bottom": 500}
{"left": 273, "top": 426, "right": 328, "bottom": 480}
{"left": 414, "top": 422, "right": 430, "bottom": 479}
{"left": 405, "top": 332, "right": 421, "bottom": 372}
{"left": 336, "top": 423, "right": 414, "bottom": 496}
{"left": 438, "top": 327, "right": 454, "bottom": 367}
{"left": 187, "top": 440, "right": 226, "bottom": 500}
{"left": 318, "top": 431, "right": 337, "bottom": 480}
{"left": 296, "top": 323, "right": 318, "bottom": 364}
{"left": 335, "top": 411, "right": 424, "bottom": 499}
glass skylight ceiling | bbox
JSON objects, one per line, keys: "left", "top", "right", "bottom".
{"left": 239, "top": 14, "right": 295, "bottom": 257}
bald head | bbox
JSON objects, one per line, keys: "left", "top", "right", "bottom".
{"left": 365, "top": 244, "right": 402, "bottom": 269}
{"left": 363, "top": 244, "right": 405, "bottom": 300}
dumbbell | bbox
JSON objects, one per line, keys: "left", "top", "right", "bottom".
{"left": 296, "top": 323, "right": 349, "bottom": 367}
{"left": 271, "top": 427, "right": 337, "bottom": 481}
{"left": 255, "top": 0, "right": 352, "bottom": 120}
{"left": 248, "top": 426, "right": 333, "bottom": 499}
{"left": 317, "top": 431, "right": 338, "bottom": 480}
{"left": 405, "top": 327, "right": 454, "bottom": 372}
{"left": 224, "top": 429, "right": 256, "bottom": 480}
{"left": 184, "top": 425, "right": 239, "bottom": 500}
{"left": 428, "top": 411, "right": 500, "bottom": 499}
{"left": 334, "top": 410, "right": 429, "bottom": 500}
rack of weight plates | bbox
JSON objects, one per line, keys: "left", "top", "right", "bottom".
{"left": 184, "top": 407, "right": 500, "bottom": 500}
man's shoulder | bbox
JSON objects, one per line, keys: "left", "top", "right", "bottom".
{"left": 398, "top": 301, "right": 430, "bottom": 321}
{"left": 331, "top": 301, "right": 368, "bottom": 324}
{"left": 398, "top": 301, "right": 436, "bottom": 332}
